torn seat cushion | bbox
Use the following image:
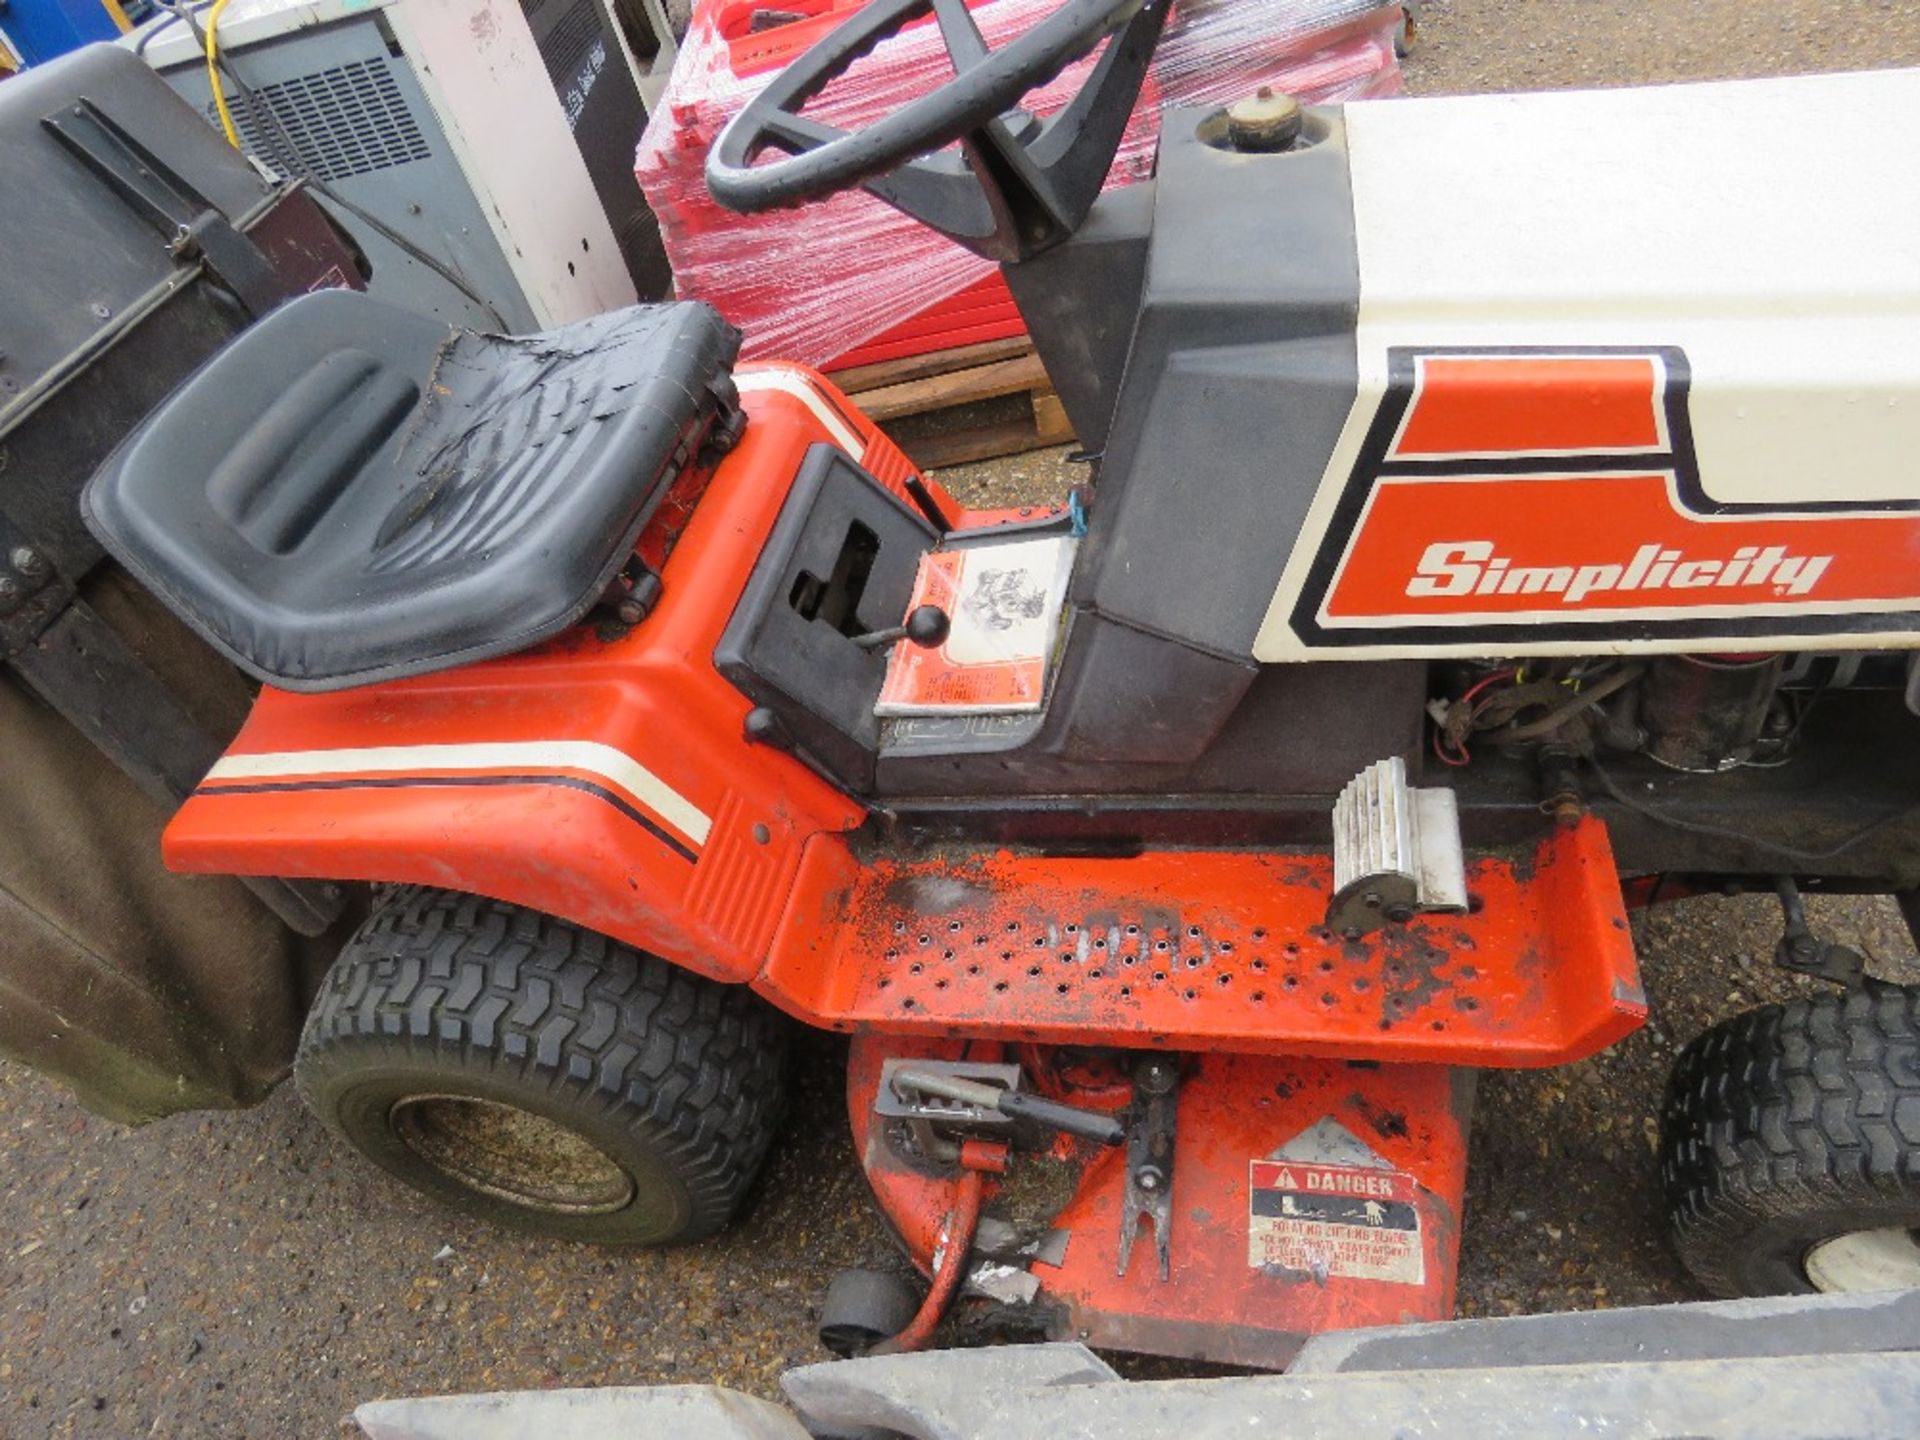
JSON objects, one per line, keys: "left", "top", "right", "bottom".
{"left": 82, "top": 289, "right": 740, "bottom": 691}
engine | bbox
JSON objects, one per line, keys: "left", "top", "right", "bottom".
{"left": 1429, "top": 652, "right": 1918, "bottom": 776}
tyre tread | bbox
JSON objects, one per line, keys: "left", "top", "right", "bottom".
{"left": 1661, "top": 980, "right": 1920, "bottom": 1294}
{"left": 296, "top": 886, "right": 788, "bottom": 1242}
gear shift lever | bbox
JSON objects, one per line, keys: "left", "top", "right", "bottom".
{"left": 852, "top": 604, "right": 951, "bottom": 652}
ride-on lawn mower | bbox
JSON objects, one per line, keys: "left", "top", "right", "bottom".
{"left": 78, "top": 0, "right": 1920, "bottom": 1364}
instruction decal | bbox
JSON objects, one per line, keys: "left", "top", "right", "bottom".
{"left": 1248, "top": 1159, "right": 1424, "bottom": 1285}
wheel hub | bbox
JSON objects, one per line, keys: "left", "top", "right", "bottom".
{"left": 388, "top": 1095, "right": 635, "bottom": 1215}
{"left": 1803, "top": 1226, "right": 1920, "bottom": 1293}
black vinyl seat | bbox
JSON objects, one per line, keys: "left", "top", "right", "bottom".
{"left": 83, "top": 289, "right": 741, "bottom": 691}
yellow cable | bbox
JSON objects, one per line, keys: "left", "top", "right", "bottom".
{"left": 205, "top": 0, "right": 241, "bottom": 149}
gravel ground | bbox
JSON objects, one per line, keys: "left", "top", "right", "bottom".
{"left": 6, "top": 4, "right": 1920, "bottom": 1435}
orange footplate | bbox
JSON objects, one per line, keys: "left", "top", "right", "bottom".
{"left": 760, "top": 817, "right": 1644, "bottom": 1066}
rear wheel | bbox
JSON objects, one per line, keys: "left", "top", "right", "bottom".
{"left": 296, "top": 887, "right": 790, "bottom": 1245}
{"left": 1660, "top": 981, "right": 1920, "bottom": 1295}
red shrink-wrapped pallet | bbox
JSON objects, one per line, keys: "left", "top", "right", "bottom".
{"left": 636, "top": 0, "right": 1405, "bottom": 369}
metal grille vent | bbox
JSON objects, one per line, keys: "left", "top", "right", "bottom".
{"left": 215, "top": 58, "right": 431, "bottom": 183}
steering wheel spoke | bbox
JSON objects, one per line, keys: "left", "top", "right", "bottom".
{"left": 959, "top": 116, "right": 1075, "bottom": 252}
{"left": 929, "top": 0, "right": 992, "bottom": 72}
{"left": 761, "top": 111, "right": 848, "bottom": 157}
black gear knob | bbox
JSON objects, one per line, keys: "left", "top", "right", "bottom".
{"left": 903, "top": 604, "right": 950, "bottom": 647}
{"left": 852, "top": 604, "right": 951, "bottom": 652}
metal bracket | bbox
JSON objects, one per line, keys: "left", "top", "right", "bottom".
{"left": 1328, "top": 757, "right": 1470, "bottom": 938}
{"left": 877, "top": 1060, "right": 1025, "bottom": 1125}
{"left": 1117, "top": 1056, "right": 1178, "bottom": 1281}
{"left": 41, "top": 97, "right": 289, "bottom": 318}
{"left": 878, "top": 1059, "right": 1023, "bottom": 1164}
{"left": 1773, "top": 877, "right": 1867, "bottom": 987}
{"left": 0, "top": 512, "right": 72, "bottom": 659}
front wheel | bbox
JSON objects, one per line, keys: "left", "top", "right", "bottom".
{"left": 296, "top": 887, "right": 791, "bottom": 1245}
{"left": 1660, "top": 981, "right": 1920, "bottom": 1296}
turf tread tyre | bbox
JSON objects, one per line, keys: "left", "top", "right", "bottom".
{"left": 1660, "top": 980, "right": 1920, "bottom": 1296}
{"left": 296, "top": 886, "right": 789, "bottom": 1245}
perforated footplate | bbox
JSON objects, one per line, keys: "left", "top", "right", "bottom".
{"left": 760, "top": 819, "right": 1644, "bottom": 1066}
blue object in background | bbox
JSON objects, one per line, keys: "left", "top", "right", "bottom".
{"left": 0, "top": 0, "right": 136, "bottom": 69}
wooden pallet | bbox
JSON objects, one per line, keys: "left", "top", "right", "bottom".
{"left": 827, "top": 338, "right": 1075, "bottom": 470}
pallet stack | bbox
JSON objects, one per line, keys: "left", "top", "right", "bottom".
{"left": 827, "top": 338, "right": 1070, "bottom": 469}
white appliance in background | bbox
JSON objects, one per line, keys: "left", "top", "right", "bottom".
{"left": 129, "top": 0, "right": 679, "bottom": 332}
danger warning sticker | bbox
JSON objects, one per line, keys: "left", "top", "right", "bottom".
{"left": 1248, "top": 1159, "right": 1424, "bottom": 1285}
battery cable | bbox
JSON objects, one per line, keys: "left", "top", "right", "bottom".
{"left": 204, "top": 0, "right": 241, "bottom": 148}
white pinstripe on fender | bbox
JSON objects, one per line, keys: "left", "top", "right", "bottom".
{"left": 204, "top": 740, "right": 711, "bottom": 847}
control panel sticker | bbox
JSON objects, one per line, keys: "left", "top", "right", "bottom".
{"left": 1248, "top": 1158, "right": 1423, "bottom": 1284}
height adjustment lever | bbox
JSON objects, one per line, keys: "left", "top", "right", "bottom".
{"left": 888, "top": 1064, "right": 1125, "bottom": 1146}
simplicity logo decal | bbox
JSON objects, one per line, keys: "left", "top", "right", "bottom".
{"left": 1407, "top": 541, "right": 1833, "bottom": 605}
{"left": 1297, "top": 348, "right": 1920, "bottom": 644}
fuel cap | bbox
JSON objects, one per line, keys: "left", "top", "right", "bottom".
{"left": 1226, "top": 87, "right": 1304, "bottom": 153}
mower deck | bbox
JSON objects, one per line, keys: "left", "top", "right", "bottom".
{"left": 851, "top": 1040, "right": 1472, "bottom": 1368}
{"left": 763, "top": 817, "right": 1643, "bottom": 1065}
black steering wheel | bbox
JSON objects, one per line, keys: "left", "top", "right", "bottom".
{"left": 705, "top": 0, "right": 1169, "bottom": 263}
